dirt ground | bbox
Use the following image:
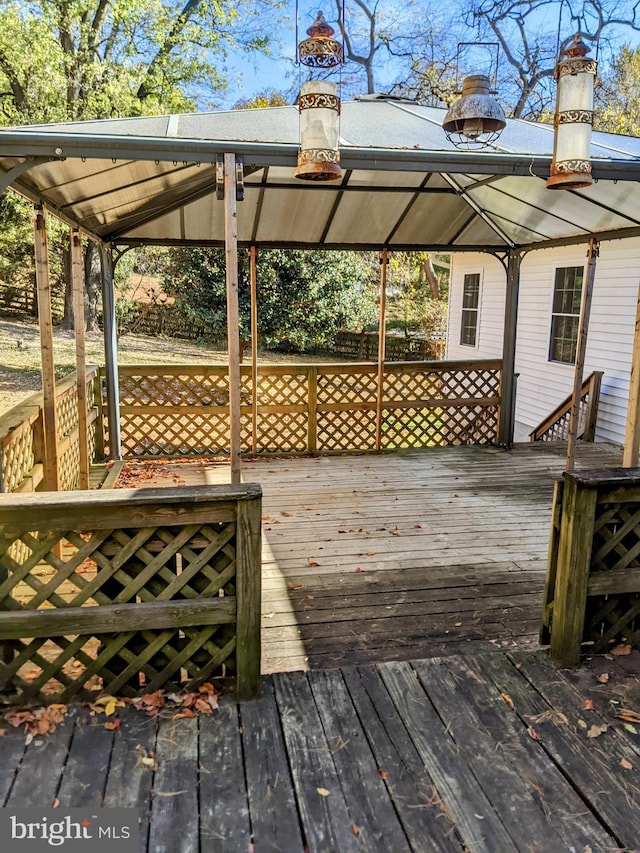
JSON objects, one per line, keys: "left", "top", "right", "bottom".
{"left": 0, "top": 317, "right": 340, "bottom": 416}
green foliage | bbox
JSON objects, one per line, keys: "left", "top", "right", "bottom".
{"left": 595, "top": 45, "right": 640, "bottom": 136}
{"left": 384, "top": 252, "right": 448, "bottom": 338}
{"left": 164, "top": 248, "right": 378, "bottom": 351}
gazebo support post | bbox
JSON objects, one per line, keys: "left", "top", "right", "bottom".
{"left": 225, "top": 153, "right": 242, "bottom": 483}
{"left": 250, "top": 246, "right": 258, "bottom": 455}
{"left": 375, "top": 249, "right": 389, "bottom": 451}
{"left": 623, "top": 279, "right": 640, "bottom": 467}
{"left": 566, "top": 238, "right": 599, "bottom": 471}
{"left": 100, "top": 243, "right": 122, "bottom": 460}
{"left": 498, "top": 249, "right": 522, "bottom": 448}
{"left": 71, "top": 228, "right": 90, "bottom": 488}
{"left": 33, "top": 205, "right": 60, "bottom": 491}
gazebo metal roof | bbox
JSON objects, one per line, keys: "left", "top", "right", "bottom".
{"left": 1, "top": 96, "right": 640, "bottom": 251}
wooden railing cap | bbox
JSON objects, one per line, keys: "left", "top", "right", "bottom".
{"left": 563, "top": 467, "right": 640, "bottom": 487}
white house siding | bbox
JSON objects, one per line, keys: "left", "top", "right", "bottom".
{"left": 446, "top": 239, "right": 640, "bottom": 444}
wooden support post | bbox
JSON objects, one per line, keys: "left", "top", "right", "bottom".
{"left": 549, "top": 473, "right": 598, "bottom": 666}
{"left": 498, "top": 250, "right": 521, "bottom": 447}
{"left": 566, "top": 238, "right": 598, "bottom": 471}
{"left": 623, "top": 281, "right": 640, "bottom": 466}
{"left": 375, "top": 249, "right": 388, "bottom": 451}
{"left": 71, "top": 229, "right": 90, "bottom": 489}
{"left": 225, "top": 153, "right": 242, "bottom": 484}
{"left": 308, "top": 366, "right": 318, "bottom": 454}
{"left": 235, "top": 495, "right": 262, "bottom": 700}
{"left": 250, "top": 246, "right": 258, "bottom": 455}
{"left": 100, "top": 244, "right": 122, "bottom": 460}
{"left": 33, "top": 206, "right": 60, "bottom": 492}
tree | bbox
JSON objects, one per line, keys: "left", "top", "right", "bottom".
{"left": 164, "top": 248, "right": 378, "bottom": 351}
{"left": 0, "top": 0, "right": 275, "bottom": 328}
{"left": 385, "top": 252, "right": 448, "bottom": 339}
{"left": 595, "top": 44, "right": 640, "bottom": 135}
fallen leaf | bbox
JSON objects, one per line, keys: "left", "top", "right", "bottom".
{"left": 52, "top": 799, "right": 60, "bottom": 809}
{"left": 501, "top": 693, "right": 515, "bottom": 710}
{"left": 288, "top": 583, "right": 303, "bottom": 590}
{"left": 617, "top": 709, "right": 640, "bottom": 724}
{"left": 105, "top": 698, "right": 118, "bottom": 717}
{"left": 307, "top": 559, "right": 320, "bottom": 567}
{"left": 355, "top": 567, "right": 363, "bottom": 573}
{"left": 281, "top": 511, "right": 292, "bottom": 517}
{"left": 172, "top": 709, "right": 197, "bottom": 720}
{"left": 104, "top": 719, "right": 121, "bottom": 732}
{"left": 586, "top": 723, "right": 608, "bottom": 739}
{"left": 352, "top": 824, "right": 360, "bottom": 837}
{"left": 305, "top": 595, "right": 314, "bottom": 601}
{"left": 583, "top": 699, "right": 594, "bottom": 711}
{"left": 378, "top": 768, "right": 388, "bottom": 780}
{"left": 454, "top": 621, "right": 463, "bottom": 627}
{"left": 316, "top": 787, "right": 330, "bottom": 797}
{"left": 527, "top": 727, "right": 540, "bottom": 741}
{"left": 577, "top": 719, "right": 588, "bottom": 730}
{"left": 621, "top": 758, "right": 633, "bottom": 770}
{"left": 414, "top": 524, "right": 422, "bottom": 529}
{"left": 597, "top": 673, "right": 610, "bottom": 684}
{"left": 611, "top": 643, "right": 632, "bottom": 656}
{"left": 624, "top": 723, "right": 638, "bottom": 734}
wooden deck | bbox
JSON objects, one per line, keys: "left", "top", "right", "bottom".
{"left": 2, "top": 648, "right": 639, "bottom": 852}
{"left": 106, "top": 441, "right": 622, "bottom": 673}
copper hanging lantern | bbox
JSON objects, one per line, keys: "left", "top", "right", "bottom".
{"left": 442, "top": 74, "right": 506, "bottom": 148}
{"left": 295, "top": 10, "right": 344, "bottom": 181}
{"left": 547, "top": 34, "right": 597, "bottom": 190}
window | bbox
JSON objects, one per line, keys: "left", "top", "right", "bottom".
{"left": 549, "top": 266, "right": 583, "bottom": 364}
{"left": 460, "top": 273, "right": 480, "bottom": 346}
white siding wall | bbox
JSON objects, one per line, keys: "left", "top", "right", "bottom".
{"left": 446, "top": 239, "right": 640, "bottom": 444}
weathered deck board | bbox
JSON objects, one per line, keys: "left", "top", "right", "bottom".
{"left": 2, "top": 650, "right": 639, "bottom": 851}
{"left": 107, "top": 442, "right": 621, "bottom": 673}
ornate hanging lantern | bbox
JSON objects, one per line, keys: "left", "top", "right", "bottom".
{"left": 442, "top": 74, "right": 506, "bottom": 149}
{"left": 295, "top": 80, "right": 342, "bottom": 181}
{"left": 298, "top": 10, "right": 343, "bottom": 68}
{"left": 295, "top": 11, "right": 343, "bottom": 182}
{"left": 547, "top": 34, "right": 597, "bottom": 190}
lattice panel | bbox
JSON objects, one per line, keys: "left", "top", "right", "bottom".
{"left": 0, "top": 520, "right": 239, "bottom": 702}
{"left": 393, "top": 366, "right": 501, "bottom": 401}
{"left": 56, "top": 386, "right": 79, "bottom": 441}
{"left": 119, "top": 372, "right": 230, "bottom": 407}
{"left": 59, "top": 442, "right": 80, "bottom": 492}
{"left": 1, "top": 425, "right": 36, "bottom": 493}
{"left": 120, "top": 412, "right": 230, "bottom": 457}
{"left": 256, "top": 412, "right": 307, "bottom": 452}
{"left": 256, "top": 373, "right": 308, "bottom": 406}
{"left": 317, "top": 410, "right": 377, "bottom": 451}
{"left": 584, "top": 501, "right": 640, "bottom": 650}
{"left": 382, "top": 405, "right": 498, "bottom": 448}
{"left": 317, "top": 371, "right": 378, "bottom": 405}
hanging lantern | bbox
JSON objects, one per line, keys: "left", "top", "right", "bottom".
{"left": 295, "top": 80, "right": 342, "bottom": 181}
{"left": 442, "top": 74, "right": 506, "bottom": 149}
{"left": 547, "top": 34, "right": 597, "bottom": 190}
{"left": 298, "top": 10, "right": 343, "bottom": 68}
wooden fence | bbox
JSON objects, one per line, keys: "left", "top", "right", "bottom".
{"left": 0, "top": 367, "right": 101, "bottom": 494}
{"left": 112, "top": 360, "right": 502, "bottom": 458}
{"left": 332, "top": 330, "right": 446, "bottom": 362}
{"left": 541, "top": 468, "right": 640, "bottom": 666}
{"left": 0, "top": 484, "right": 262, "bottom": 703}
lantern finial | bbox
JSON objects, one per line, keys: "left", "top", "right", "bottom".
{"left": 298, "top": 10, "right": 344, "bottom": 68}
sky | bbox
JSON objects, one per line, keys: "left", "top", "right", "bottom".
{"left": 215, "top": 0, "right": 640, "bottom": 111}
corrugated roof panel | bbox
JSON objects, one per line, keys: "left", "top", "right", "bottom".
{"left": 391, "top": 194, "right": 484, "bottom": 246}
{"left": 324, "top": 190, "right": 415, "bottom": 245}
{"left": 255, "top": 188, "right": 338, "bottom": 244}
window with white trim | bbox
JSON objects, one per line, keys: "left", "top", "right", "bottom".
{"left": 460, "top": 273, "right": 480, "bottom": 346}
{"left": 549, "top": 266, "right": 583, "bottom": 364}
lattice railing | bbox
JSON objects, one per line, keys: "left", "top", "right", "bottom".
{"left": 0, "top": 484, "right": 262, "bottom": 703}
{"left": 113, "top": 360, "right": 502, "bottom": 458}
{"left": 530, "top": 371, "right": 602, "bottom": 443}
{"left": 542, "top": 469, "right": 640, "bottom": 666}
{"left": 0, "top": 368, "right": 100, "bottom": 494}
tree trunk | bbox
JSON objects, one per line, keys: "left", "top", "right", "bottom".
{"left": 84, "top": 241, "right": 101, "bottom": 332}
{"left": 423, "top": 257, "right": 440, "bottom": 300}
{"left": 61, "top": 242, "right": 75, "bottom": 329}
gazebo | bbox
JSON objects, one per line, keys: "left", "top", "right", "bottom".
{"left": 3, "top": 95, "right": 640, "bottom": 487}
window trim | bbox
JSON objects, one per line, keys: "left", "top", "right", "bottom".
{"left": 460, "top": 271, "right": 481, "bottom": 348}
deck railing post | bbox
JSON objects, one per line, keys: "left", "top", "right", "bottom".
{"left": 375, "top": 249, "right": 388, "bottom": 451}
{"left": 93, "top": 369, "right": 106, "bottom": 461}
{"left": 308, "top": 366, "right": 318, "bottom": 454}
{"left": 224, "top": 153, "right": 242, "bottom": 484}
{"left": 101, "top": 243, "right": 122, "bottom": 460}
{"left": 71, "top": 228, "right": 90, "bottom": 489}
{"left": 549, "top": 473, "right": 598, "bottom": 667}
{"left": 235, "top": 494, "right": 262, "bottom": 700}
